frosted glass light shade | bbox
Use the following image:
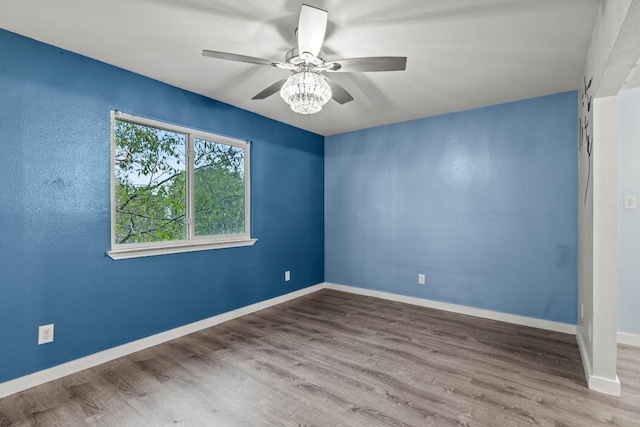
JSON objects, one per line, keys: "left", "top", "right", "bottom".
{"left": 280, "top": 71, "right": 332, "bottom": 114}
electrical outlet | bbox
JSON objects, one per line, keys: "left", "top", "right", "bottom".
{"left": 285, "top": 270, "right": 290, "bottom": 281}
{"left": 418, "top": 274, "right": 426, "bottom": 285}
{"left": 580, "top": 303, "right": 584, "bottom": 320}
{"left": 38, "top": 324, "right": 54, "bottom": 345}
{"left": 624, "top": 195, "right": 637, "bottom": 209}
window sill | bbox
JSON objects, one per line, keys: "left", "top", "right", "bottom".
{"left": 107, "top": 238, "right": 258, "bottom": 260}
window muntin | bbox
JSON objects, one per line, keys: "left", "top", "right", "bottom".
{"left": 109, "top": 112, "right": 253, "bottom": 259}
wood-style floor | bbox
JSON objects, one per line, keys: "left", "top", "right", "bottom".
{"left": 1, "top": 289, "right": 639, "bottom": 426}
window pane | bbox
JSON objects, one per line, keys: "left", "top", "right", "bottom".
{"left": 193, "top": 138, "right": 245, "bottom": 236}
{"left": 114, "top": 120, "right": 186, "bottom": 244}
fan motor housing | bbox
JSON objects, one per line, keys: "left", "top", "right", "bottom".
{"left": 285, "top": 48, "right": 327, "bottom": 66}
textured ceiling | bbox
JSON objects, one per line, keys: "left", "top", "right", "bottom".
{"left": 0, "top": 0, "right": 602, "bottom": 136}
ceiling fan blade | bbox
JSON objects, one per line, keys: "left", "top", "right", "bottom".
{"left": 202, "top": 50, "right": 274, "bottom": 67}
{"left": 252, "top": 77, "right": 289, "bottom": 100}
{"left": 327, "top": 57, "right": 407, "bottom": 72}
{"left": 325, "top": 77, "right": 354, "bottom": 104}
{"left": 297, "top": 4, "right": 328, "bottom": 58}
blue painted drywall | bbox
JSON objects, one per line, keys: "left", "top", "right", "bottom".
{"left": 618, "top": 87, "right": 640, "bottom": 336}
{"left": 0, "top": 29, "right": 324, "bottom": 383}
{"left": 325, "top": 92, "right": 578, "bottom": 324}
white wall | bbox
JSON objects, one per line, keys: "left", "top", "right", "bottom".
{"left": 578, "top": 93, "right": 620, "bottom": 395}
{"left": 577, "top": 0, "right": 640, "bottom": 396}
{"left": 591, "top": 96, "right": 619, "bottom": 385}
{"left": 618, "top": 86, "right": 640, "bottom": 339}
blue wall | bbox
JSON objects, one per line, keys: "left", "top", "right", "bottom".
{"left": 618, "top": 87, "right": 640, "bottom": 336}
{"left": 0, "top": 29, "right": 324, "bottom": 383}
{"left": 0, "top": 26, "right": 581, "bottom": 385}
{"left": 325, "top": 92, "right": 578, "bottom": 324}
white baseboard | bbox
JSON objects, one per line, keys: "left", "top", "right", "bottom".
{"left": 4, "top": 281, "right": 622, "bottom": 400}
{"left": 618, "top": 331, "right": 640, "bottom": 347}
{"left": 589, "top": 373, "right": 621, "bottom": 396}
{"left": 0, "top": 283, "right": 325, "bottom": 400}
{"left": 324, "top": 283, "right": 576, "bottom": 335}
{"left": 576, "top": 326, "right": 621, "bottom": 396}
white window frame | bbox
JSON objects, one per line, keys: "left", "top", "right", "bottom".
{"left": 107, "top": 111, "right": 256, "bottom": 260}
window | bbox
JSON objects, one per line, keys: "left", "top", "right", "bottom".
{"left": 107, "top": 111, "right": 255, "bottom": 259}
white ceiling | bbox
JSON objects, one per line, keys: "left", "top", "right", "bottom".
{"left": 0, "top": 0, "right": 602, "bottom": 136}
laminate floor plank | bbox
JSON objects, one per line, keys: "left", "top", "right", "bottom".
{"left": 1, "top": 289, "right": 639, "bottom": 426}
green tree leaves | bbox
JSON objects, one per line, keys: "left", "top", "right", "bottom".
{"left": 194, "top": 139, "right": 245, "bottom": 236}
{"left": 114, "top": 120, "right": 245, "bottom": 245}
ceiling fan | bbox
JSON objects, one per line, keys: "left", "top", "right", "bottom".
{"left": 202, "top": 4, "right": 407, "bottom": 114}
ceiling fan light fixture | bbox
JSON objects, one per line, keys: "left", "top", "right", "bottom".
{"left": 280, "top": 71, "right": 332, "bottom": 114}
{"left": 203, "top": 5, "right": 407, "bottom": 112}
